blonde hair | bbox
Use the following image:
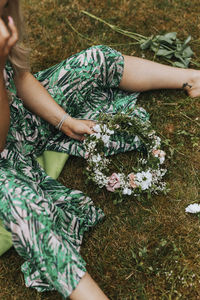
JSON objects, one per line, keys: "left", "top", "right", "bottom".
{"left": 3, "top": 0, "right": 29, "bottom": 72}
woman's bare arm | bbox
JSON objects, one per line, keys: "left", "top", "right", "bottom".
{"left": 14, "top": 71, "right": 95, "bottom": 141}
{"left": 0, "top": 16, "right": 18, "bottom": 152}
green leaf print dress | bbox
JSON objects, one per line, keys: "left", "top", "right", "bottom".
{"left": 0, "top": 45, "right": 149, "bottom": 298}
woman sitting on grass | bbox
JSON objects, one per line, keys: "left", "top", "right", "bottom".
{"left": 0, "top": 0, "right": 199, "bottom": 299}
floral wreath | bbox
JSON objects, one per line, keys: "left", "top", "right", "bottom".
{"left": 83, "top": 112, "right": 167, "bottom": 202}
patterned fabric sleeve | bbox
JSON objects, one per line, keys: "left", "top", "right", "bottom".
{"left": 3, "top": 61, "right": 17, "bottom": 95}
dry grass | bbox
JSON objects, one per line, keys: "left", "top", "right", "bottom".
{"left": 0, "top": 0, "right": 200, "bottom": 299}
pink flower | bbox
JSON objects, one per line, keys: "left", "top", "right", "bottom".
{"left": 152, "top": 149, "right": 165, "bottom": 156}
{"left": 106, "top": 173, "right": 121, "bottom": 192}
{"left": 85, "top": 152, "right": 89, "bottom": 159}
{"left": 152, "top": 149, "right": 166, "bottom": 164}
{"left": 128, "top": 173, "right": 138, "bottom": 188}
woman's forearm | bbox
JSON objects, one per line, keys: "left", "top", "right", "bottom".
{"left": 14, "top": 71, "right": 95, "bottom": 141}
{"left": 14, "top": 71, "right": 68, "bottom": 127}
{"left": 0, "top": 74, "right": 10, "bottom": 152}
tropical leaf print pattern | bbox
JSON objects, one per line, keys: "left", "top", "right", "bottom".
{"left": 0, "top": 45, "right": 149, "bottom": 298}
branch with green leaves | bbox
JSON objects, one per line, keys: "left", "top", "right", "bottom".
{"left": 81, "top": 10, "right": 196, "bottom": 68}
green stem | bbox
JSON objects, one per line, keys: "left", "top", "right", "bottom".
{"left": 65, "top": 17, "right": 94, "bottom": 41}
{"left": 191, "top": 60, "right": 200, "bottom": 67}
{"left": 179, "top": 112, "right": 200, "bottom": 127}
{"left": 81, "top": 10, "right": 147, "bottom": 42}
{"left": 108, "top": 41, "right": 140, "bottom": 46}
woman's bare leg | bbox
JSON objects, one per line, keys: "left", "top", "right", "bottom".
{"left": 69, "top": 272, "right": 109, "bottom": 300}
{"left": 119, "top": 55, "right": 200, "bottom": 97}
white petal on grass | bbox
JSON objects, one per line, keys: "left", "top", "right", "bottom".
{"left": 185, "top": 203, "right": 200, "bottom": 214}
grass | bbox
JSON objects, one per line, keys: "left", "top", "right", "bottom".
{"left": 0, "top": 0, "right": 200, "bottom": 299}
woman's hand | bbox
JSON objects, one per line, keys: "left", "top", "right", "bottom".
{"left": 0, "top": 16, "right": 18, "bottom": 72}
{"left": 62, "top": 116, "right": 96, "bottom": 141}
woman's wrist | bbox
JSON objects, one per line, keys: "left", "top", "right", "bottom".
{"left": 55, "top": 113, "right": 70, "bottom": 131}
{"left": 56, "top": 113, "right": 73, "bottom": 133}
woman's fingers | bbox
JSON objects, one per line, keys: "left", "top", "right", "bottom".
{"left": 0, "top": 16, "right": 18, "bottom": 54}
{"left": 84, "top": 119, "right": 96, "bottom": 128}
{"left": 0, "top": 18, "right": 10, "bottom": 47}
{"left": 0, "top": 19, "right": 10, "bottom": 70}
{"left": 63, "top": 118, "right": 97, "bottom": 140}
{"left": 68, "top": 131, "right": 85, "bottom": 141}
{"left": 69, "top": 125, "right": 91, "bottom": 141}
{"left": 7, "top": 16, "right": 18, "bottom": 48}
{"left": 0, "top": 16, "right": 18, "bottom": 71}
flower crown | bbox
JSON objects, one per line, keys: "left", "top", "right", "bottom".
{"left": 84, "top": 112, "right": 167, "bottom": 203}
